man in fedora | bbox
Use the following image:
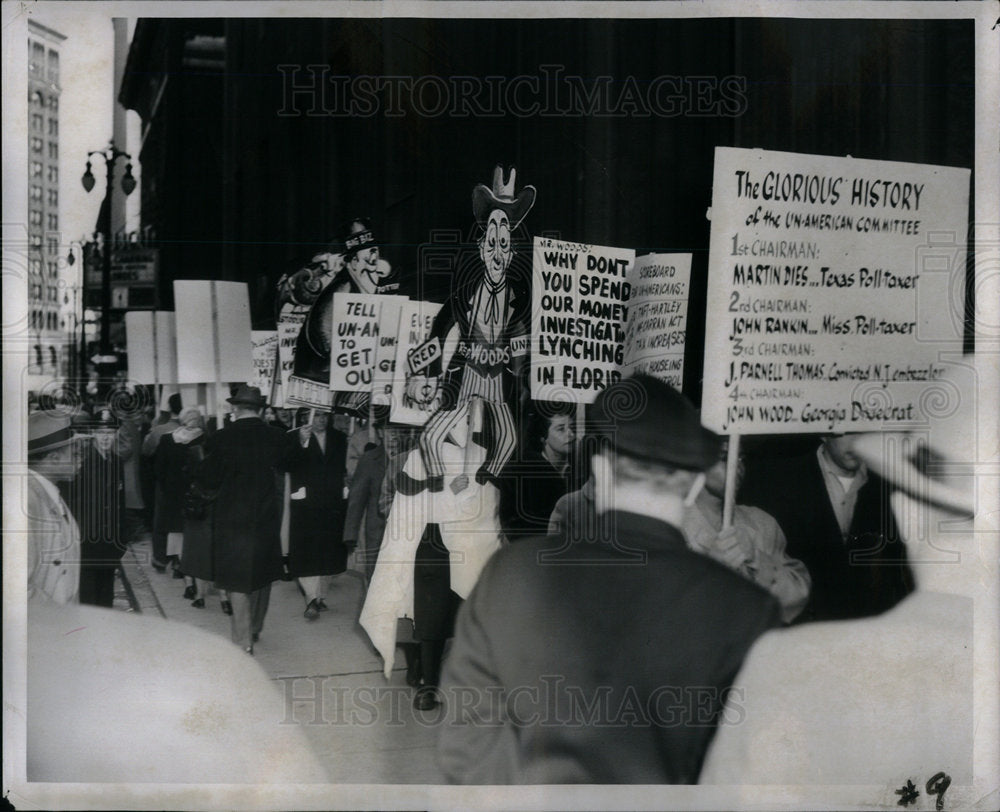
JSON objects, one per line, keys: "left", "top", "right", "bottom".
{"left": 27, "top": 411, "right": 83, "bottom": 604}
{"left": 407, "top": 165, "right": 535, "bottom": 493}
{"left": 700, "top": 357, "right": 984, "bottom": 791}
{"left": 438, "top": 375, "right": 782, "bottom": 784}
{"left": 193, "top": 384, "right": 296, "bottom": 653}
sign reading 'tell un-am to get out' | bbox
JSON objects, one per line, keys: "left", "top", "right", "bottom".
{"left": 702, "top": 147, "right": 970, "bottom": 435}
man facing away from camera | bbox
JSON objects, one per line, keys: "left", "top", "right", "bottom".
{"left": 193, "top": 385, "right": 295, "bottom": 654}
{"left": 437, "top": 374, "right": 782, "bottom": 784}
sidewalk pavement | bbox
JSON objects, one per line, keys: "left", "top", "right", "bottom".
{"left": 123, "top": 537, "right": 447, "bottom": 784}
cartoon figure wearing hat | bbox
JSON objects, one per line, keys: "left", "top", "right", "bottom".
{"left": 281, "top": 217, "right": 400, "bottom": 411}
{"left": 407, "top": 166, "right": 536, "bottom": 492}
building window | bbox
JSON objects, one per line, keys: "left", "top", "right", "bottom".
{"left": 49, "top": 96, "right": 58, "bottom": 112}
{"left": 47, "top": 50, "right": 59, "bottom": 83}
{"left": 31, "top": 161, "right": 42, "bottom": 178}
{"left": 31, "top": 136, "right": 43, "bottom": 153}
{"left": 47, "top": 188, "right": 57, "bottom": 206}
{"left": 31, "top": 185, "right": 43, "bottom": 202}
{"left": 47, "top": 213, "right": 58, "bottom": 231}
{"left": 48, "top": 118, "right": 58, "bottom": 136}
{"left": 30, "top": 234, "right": 42, "bottom": 249}
{"left": 31, "top": 89, "right": 44, "bottom": 106}
{"left": 47, "top": 142, "right": 57, "bottom": 160}
{"left": 47, "top": 261, "right": 58, "bottom": 278}
{"left": 46, "top": 237, "right": 59, "bottom": 255}
{"left": 46, "top": 165, "right": 58, "bottom": 183}
{"left": 31, "top": 113, "right": 43, "bottom": 131}
{"left": 29, "top": 258, "right": 42, "bottom": 275}
{"left": 49, "top": 346, "right": 59, "bottom": 368}
{"left": 30, "top": 210, "right": 42, "bottom": 227}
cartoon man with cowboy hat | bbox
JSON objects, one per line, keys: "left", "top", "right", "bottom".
{"left": 407, "top": 165, "right": 537, "bottom": 493}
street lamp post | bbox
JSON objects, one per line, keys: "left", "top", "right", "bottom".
{"left": 81, "top": 141, "right": 136, "bottom": 395}
{"left": 65, "top": 241, "right": 86, "bottom": 385}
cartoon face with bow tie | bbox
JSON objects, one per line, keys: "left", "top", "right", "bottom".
{"left": 407, "top": 166, "right": 536, "bottom": 494}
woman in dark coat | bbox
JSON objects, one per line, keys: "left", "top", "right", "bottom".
{"left": 500, "top": 403, "right": 576, "bottom": 542}
{"left": 287, "top": 409, "right": 348, "bottom": 619}
{"left": 155, "top": 408, "right": 212, "bottom": 606}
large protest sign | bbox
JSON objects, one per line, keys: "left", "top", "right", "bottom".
{"left": 329, "top": 293, "right": 383, "bottom": 393}
{"left": 124, "top": 311, "right": 177, "bottom": 386}
{"left": 250, "top": 331, "right": 278, "bottom": 396}
{"left": 703, "top": 147, "right": 969, "bottom": 434}
{"left": 389, "top": 300, "right": 443, "bottom": 426}
{"left": 173, "top": 281, "right": 253, "bottom": 385}
{"left": 531, "top": 237, "right": 635, "bottom": 403}
{"left": 620, "top": 254, "right": 692, "bottom": 389}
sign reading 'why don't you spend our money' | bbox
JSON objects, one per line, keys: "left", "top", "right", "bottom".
{"left": 531, "top": 237, "right": 635, "bottom": 403}
{"left": 702, "top": 147, "right": 970, "bottom": 435}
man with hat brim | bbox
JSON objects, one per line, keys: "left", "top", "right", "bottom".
{"left": 700, "top": 357, "right": 983, "bottom": 789}
{"left": 192, "top": 384, "right": 298, "bottom": 654}
{"left": 27, "top": 411, "right": 83, "bottom": 605}
{"left": 409, "top": 165, "right": 536, "bottom": 494}
{"left": 438, "top": 374, "right": 782, "bottom": 784}
{"left": 63, "top": 407, "right": 133, "bottom": 608}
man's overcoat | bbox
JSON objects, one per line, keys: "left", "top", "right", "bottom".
{"left": 195, "top": 417, "right": 292, "bottom": 593}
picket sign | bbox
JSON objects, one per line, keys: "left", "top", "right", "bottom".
{"left": 125, "top": 310, "right": 179, "bottom": 410}
{"left": 703, "top": 147, "right": 970, "bottom": 527}
{"left": 174, "top": 280, "right": 253, "bottom": 426}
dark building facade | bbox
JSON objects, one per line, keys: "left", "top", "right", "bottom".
{"left": 119, "top": 16, "right": 974, "bottom": 398}
{"left": 119, "top": 20, "right": 226, "bottom": 309}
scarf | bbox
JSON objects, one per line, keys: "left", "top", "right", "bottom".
{"left": 172, "top": 426, "right": 204, "bottom": 445}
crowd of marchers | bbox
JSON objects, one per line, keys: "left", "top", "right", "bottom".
{"left": 24, "top": 359, "right": 979, "bottom": 787}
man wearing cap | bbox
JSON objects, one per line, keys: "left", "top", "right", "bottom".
{"left": 437, "top": 374, "right": 782, "bottom": 784}
{"left": 26, "top": 411, "right": 83, "bottom": 604}
{"left": 193, "top": 385, "right": 296, "bottom": 653}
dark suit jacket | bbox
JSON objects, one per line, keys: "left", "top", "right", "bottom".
{"left": 438, "top": 511, "right": 781, "bottom": 784}
{"left": 426, "top": 261, "right": 531, "bottom": 411}
{"left": 740, "top": 450, "right": 913, "bottom": 623}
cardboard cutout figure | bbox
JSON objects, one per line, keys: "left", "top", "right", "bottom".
{"left": 280, "top": 218, "right": 401, "bottom": 411}
{"left": 407, "top": 166, "right": 536, "bottom": 492}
